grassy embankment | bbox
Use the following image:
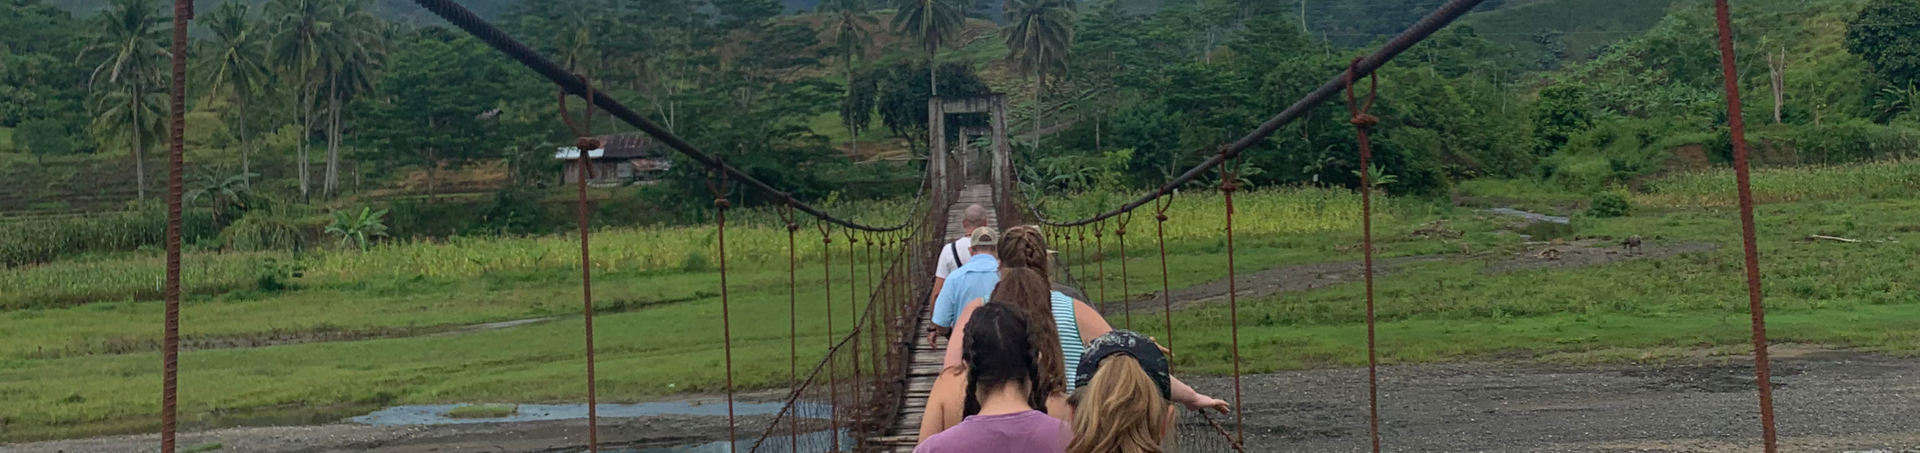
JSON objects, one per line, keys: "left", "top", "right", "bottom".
{"left": 8, "top": 162, "right": 1920, "bottom": 441}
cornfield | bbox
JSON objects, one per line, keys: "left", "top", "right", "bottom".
{"left": 1641, "top": 160, "right": 1920, "bottom": 207}
{"left": 1028, "top": 186, "right": 1377, "bottom": 241}
{"left": 0, "top": 252, "right": 287, "bottom": 309}
{"left": 0, "top": 210, "right": 217, "bottom": 268}
{"left": 0, "top": 197, "right": 919, "bottom": 308}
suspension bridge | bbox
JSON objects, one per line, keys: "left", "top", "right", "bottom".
{"left": 129, "top": 0, "right": 1792, "bottom": 451}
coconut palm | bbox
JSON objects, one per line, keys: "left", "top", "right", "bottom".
{"left": 266, "top": 0, "right": 328, "bottom": 203}
{"left": 824, "top": 0, "right": 878, "bottom": 159}
{"left": 79, "top": 0, "right": 169, "bottom": 202}
{"left": 196, "top": 1, "right": 271, "bottom": 190}
{"left": 891, "top": 0, "right": 967, "bottom": 97}
{"left": 316, "top": 0, "right": 384, "bottom": 199}
{"left": 1003, "top": 0, "right": 1075, "bottom": 148}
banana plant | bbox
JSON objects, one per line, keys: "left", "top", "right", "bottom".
{"left": 325, "top": 206, "right": 389, "bottom": 251}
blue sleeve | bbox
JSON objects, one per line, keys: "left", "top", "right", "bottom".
{"left": 932, "top": 275, "right": 961, "bottom": 328}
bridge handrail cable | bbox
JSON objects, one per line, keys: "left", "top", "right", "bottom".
{"left": 1020, "top": 0, "right": 1487, "bottom": 228}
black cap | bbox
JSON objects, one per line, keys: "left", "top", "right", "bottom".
{"left": 1074, "top": 330, "right": 1173, "bottom": 401}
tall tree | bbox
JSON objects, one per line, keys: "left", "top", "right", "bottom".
{"left": 1845, "top": 0, "right": 1920, "bottom": 88}
{"left": 317, "top": 0, "right": 384, "bottom": 199}
{"left": 79, "top": 0, "right": 168, "bottom": 202}
{"left": 824, "top": 0, "right": 878, "bottom": 160}
{"left": 195, "top": 1, "right": 270, "bottom": 189}
{"left": 266, "top": 0, "right": 327, "bottom": 203}
{"left": 356, "top": 33, "right": 516, "bottom": 200}
{"left": 891, "top": 0, "right": 966, "bottom": 97}
{"left": 1003, "top": 0, "right": 1075, "bottom": 148}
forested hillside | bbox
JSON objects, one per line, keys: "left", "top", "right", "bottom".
{"left": 5, "top": 0, "right": 1919, "bottom": 234}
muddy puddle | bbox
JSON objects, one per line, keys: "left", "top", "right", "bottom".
{"left": 353, "top": 401, "right": 825, "bottom": 426}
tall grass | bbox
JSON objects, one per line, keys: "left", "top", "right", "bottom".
{"left": 0, "top": 197, "right": 918, "bottom": 308}
{"left": 1030, "top": 186, "right": 1379, "bottom": 240}
{"left": 1641, "top": 160, "right": 1920, "bottom": 207}
{"left": 0, "top": 210, "right": 218, "bottom": 268}
{"left": 0, "top": 252, "right": 288, "bottom": 309}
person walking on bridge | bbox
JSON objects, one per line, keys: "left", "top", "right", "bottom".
{"left": 927, "top": 205, "right": 990, "bottom": 346}
{"left": 930, "top": 226, "right": 1000, "bottom": 347}
{"left": 943, "top": 226, "right": 1229, "bottom": 412}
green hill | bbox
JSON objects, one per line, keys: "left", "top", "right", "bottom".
{"left": 1461, "top": 0, "right": 1678, "bottom": 62}
{"left": 46, "top": 0, "right": 518, "bottom": 22}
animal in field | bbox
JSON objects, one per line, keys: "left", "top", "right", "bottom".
{"left": 1536, "top": 248, "right": 1562, "bottom": 260}
{"left": 1623, "top": 235, "right": 1643, "bottom": 255}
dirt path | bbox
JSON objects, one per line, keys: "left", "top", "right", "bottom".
{"left": 11, "top": 353, "right": 1914, "bottom": 453}
{"left": 1180, "top": 350, "right": 1920, "bottom": 452}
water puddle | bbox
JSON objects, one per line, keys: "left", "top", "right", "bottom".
{"left": 1485, "top": 208, "right": 1571, "bottom": 224}
{"left": 352, "top": 401, "right": 826, "bottom": 426}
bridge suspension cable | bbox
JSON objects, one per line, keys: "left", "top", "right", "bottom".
{"left": 407, "top": 0, "right": 919, "bottom": 232}
{"left": 1019, "top": 0, "right": 1489, "bottom": 227}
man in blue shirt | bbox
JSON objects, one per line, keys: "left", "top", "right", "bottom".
{"left": 929, "top": 226, "right": 999, "bottom": 347}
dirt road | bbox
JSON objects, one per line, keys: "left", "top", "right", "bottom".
{"left": 9, "top": 351, "right": 1913, "bottom": 453}
{"left": 1180, "top": 350, "right": 1920, "bottom": 452}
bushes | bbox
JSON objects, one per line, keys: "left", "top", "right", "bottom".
{"left": 1588, "top": 191, "right": 1632, "bottom": 217}
{"left": 0, "top": 209, "right": 217, "bottom": 268}
{"left": 1775, "top": 120, "right": 1920, "bottom": 164}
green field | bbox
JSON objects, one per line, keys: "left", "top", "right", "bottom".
{"left": 6, "top": 164, "right": 1920, "bottom": 441}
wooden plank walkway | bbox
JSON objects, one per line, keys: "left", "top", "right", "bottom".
{"left": 872, "top": 184, "right": 995, "bottom": 452}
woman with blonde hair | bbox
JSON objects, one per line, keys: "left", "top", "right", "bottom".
{"left": 940, "top": 226, "right": 1227, "bottom": 419}
{"left": 1069, "top": 330, "right": 1179, "bottom": 453}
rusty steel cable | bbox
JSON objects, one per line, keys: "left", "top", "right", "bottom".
{"left": 407, "top": 0, "right": 914, "bottom": 232}
{"left": 1347, "top": 59, "right": 1384, "bottom": 453}
{"left": 558, "top": 73, "right": 604, "bottom": 453}
{"left": 1712, "top": 1, "right": 1779, "bottom": 450}
{"left": 1007, "top": 0, "right": 1491, "bottom": 228}
{"left": 844, "top": 229, "right": 862, "bottom": 416}
{"left": 1154, "top": 195, "right": 1177, "bottom": 372}
{"left": 1095, "top": 221, "right": 1108, "bottom": 316}
{"left": 817, "top": 222, "right": 839, "bottom": 452}
{"left": 1117, "top": 213, "right": 1133, "bottom": 330}
{"left": 780, "top": 204, "right": 799, "bottom": 453}
{"left": 160, "top": 0, "right": 190, "bottom": 450}
{"left": 1219, "top": 152, "right": 1245, "bottom": 446}
{"left": 1076, "top": 228, "right": 1089, "bottom": 291}
{"left": 706, "top": 172, "right": 740, "bottom": 453}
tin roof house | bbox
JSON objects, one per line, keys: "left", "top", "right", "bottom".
{"left": 555, "top": 134, "right": 672, "bottom": 187}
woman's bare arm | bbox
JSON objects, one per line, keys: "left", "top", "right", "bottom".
{"left": 940, "top": 300, "right": 983, "bottom": 369}
{"left": 1072, "top": 300, "right": 1228, "bottom": 412}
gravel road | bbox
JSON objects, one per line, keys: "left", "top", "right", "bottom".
{"left": 1180, "top": 350, "right": 1920, "bottom": 452}
{"left": 8, "top": 351, "right": 1914, "bottom": 453}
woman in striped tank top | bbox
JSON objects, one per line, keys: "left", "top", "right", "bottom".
{"left": 941, "top": 226, "right": 1228, "bottom": 419}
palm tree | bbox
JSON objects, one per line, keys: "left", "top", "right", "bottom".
{"left": 824, "top": 0, "right": 878, "bottom": 160}
{"left": 196, "top": 2, "right": 271, "bottom": 190}
{"left": 1003, "top": 0, "right": 1074, "bottom": 148}
{"left": 891, "top": 0, "right": 967, "bottom": 97}
{"left": 317, "top": 0, "right": 384, "bottom": 200}
{"left": 266, "top": 0, "right": 328, "bottom": 203}
{"left": 79, "top": 0, "right": 168, "bottom": 202}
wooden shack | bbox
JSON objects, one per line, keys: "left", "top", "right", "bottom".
{"left": 556, "top": 134, "right": 672, "bottom": 187}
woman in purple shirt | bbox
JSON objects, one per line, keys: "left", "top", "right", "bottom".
{"left": 915, "top": 303, "right": 1071, "bottom": 453}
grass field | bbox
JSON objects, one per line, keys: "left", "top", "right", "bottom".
{"left": 4, "top": 168, "right": 1920, "bottom": 441}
